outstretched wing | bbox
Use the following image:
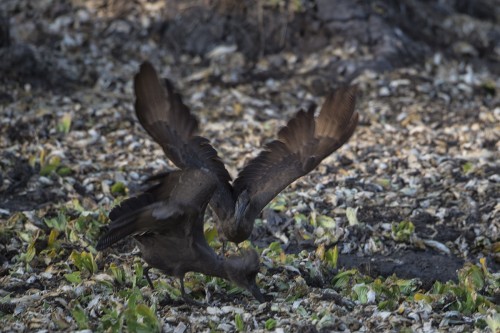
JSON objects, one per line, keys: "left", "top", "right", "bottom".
{"left": 133, "top": 62, "right": 232, "bottom": 187}
{"left": 134, "top": 62, "right": 235, "bottom": 222}
{"left": 233, "top": 86, "right": 358, "bottom": 223}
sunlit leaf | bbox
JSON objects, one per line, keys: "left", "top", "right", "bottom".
{"left": 47, "top": 229, "right": 59, "bottom": 248}
{"left": 204, "top": 225, "right": 218, "bottom": 245}
{"left": 462, "top": 161, "right": 474, "bottom": 174}
{"left": 458, "top": 263, "right": 484, "bottom": 291}
{"left": 57, "top": 166, "right": 73, "bottom": 176}
{"left": 332, "top": 269, "right": 357, "bottom": 289}
{"left": 65, "top": 271, "right": 82, "bottom": 284}
{"left": 235, "top": 313, "right": 245, "bottom": 332}
{"left": 24, "top": 241, "right": 36, "bottom": 264}
{"left": 268, "top": 241, "right": 283, "bottom": 256}
{"left": 70, "top": 251, "right": 97, "bottom": 275}
{"left": 109, "top": 263, "right": 125, "bottom": 285}
{"left": 346, "top": 207, "right": 359, "bottom": 225}
{"left": 111, "top": 182, "right": 127, "bottom": 196}
{"left": 485, "top": 313, "right": 500, "bottom": 333}
{"left": 324, "top": 245, "right": 338, "bottom": 269}
{"left": 391, "top": 221, "right": 415, "bottom": 242}
{"left": 353, "top": 284, "right": 370, "bottom": 303}
{"left": 265, "top": 318, "right": 277, "bottom": 330}
{"left": 57, "top": 112, "right": 72, "bottom": 134}
{"left": 44, "top": 213, "right": 68, "bottom": 231}
{"left": 317, "top": 215, "right": 335, "bottom": 229}
{"left": 71, "top": 305, "right": 88, "bottom": 329}
{"left": 269, "top": 195, "right": 287, "bottom": 212}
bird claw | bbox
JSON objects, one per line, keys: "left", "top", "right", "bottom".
{"left": 180, "top": 278, "right": 206, "bottom": 307}
{"left": 181, "top": 294, "right": 206, "bottom": 307}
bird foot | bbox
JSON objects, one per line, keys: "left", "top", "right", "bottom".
{"left": 181, "top": 294, "right": 206, "bottom": 307}
{"left": 179, "top": 278, "right": 206, "bottom": 307}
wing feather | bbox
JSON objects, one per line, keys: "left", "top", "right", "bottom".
{"left": 134, "top": 62, "right": 231, "bottom": 186}
{"left": 233, "top": 86, "right": 358, "bottom": 224}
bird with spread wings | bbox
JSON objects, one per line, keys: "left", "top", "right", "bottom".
{"left": 96, "top": 168, "right": 264, "bottom": 303}
{"left": 133, "top": 61, "right": 359, "bottom": 244}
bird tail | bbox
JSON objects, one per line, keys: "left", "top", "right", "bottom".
{"left": 96, "top": 194, "right": 155, "bottom": 250}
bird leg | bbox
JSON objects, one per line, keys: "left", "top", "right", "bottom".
{"left": 143, "top": 266, "right": 155, "bottom": 289}
{"left": 220, "top": 240, "right": 242, "bottom": 258}
{"left": 221, "top": 240, "right": 228, "bottom": 257}
{"left": 180, "top": 278, "right": 205, "bottom": 307}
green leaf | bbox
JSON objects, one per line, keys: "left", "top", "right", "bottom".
{"left": 71, "top": 305, "right": 88, "bottom": 329}
{"left": 324, "top": 245, "right": 339, "bottom": 269}
{"left": 135, "top": 304, "right": 160, "bottom": 332}
{"left": 123, "top": 291, "right": 159, "bottom": 333}
{"left": 317, "top": 215, "right": 335, "bottom": 229}
{"left": 111, "top": 182, "right": 127, "bottom": 196}
{"left": 375, "top": 178, "right": 391, "bottom": 188}
{"left": 44, "top": 213, "right": 68, "bottom": 231}
{"left": 458, "top": 263, "right": 485, "bottom": 291}
{"left": 70, "top": 251, "right": 97, "bottom": 275}
{"left": 462, "top": 161, "right": 474, "bottom": 174}
{"left": 57, "top": 113, "right": 72, "bottom": 134}
{"left": 57, "top": 166, "right": 73, "bottom": 176}
{"left": 40, "top": 164, "right": 58, "bottom": 176}
{"left": 133, "top": 262, "right": 144, "bottom": 288}
{"left": 100, "top": 307, "right": 124, "bottom": 332}
{"left": 267, "top": 242, "right": 283, "bottom": 256}
{"left": 293, "top": 213, "right": 308, "bottom": 225}
{"left": 269, "top": 195, "right": 287, "bottom": 212}
{"left": 109, "top": 263, "right": 125, "bottom": 285}
{"left": 332, "top": 269, "right": 357, "bottom": 289}
{"left": 40, "top": 155, "right": 62, "bottom": 176}
{"left": 47, "top": 229, "right": 59, "bottom": 248}
{"left": 65, "top": 271, "right": 82, "bottom": 284}
{"left": 431, "top": 280, "right": 447, "bottom": 294}
{"left": 414, "top": 292, "right": 433, "bottom": 303}
{"left": 235, "top": 313, "right": 245, "bottom": 332}
{"left": 204, "top": 225, "right": 218, "bottom": 245}
{"left": 82, "top": 252, "right": 98, "bottom": 274}
{"left": 265, "top": 318, "right": 277, "bottom": 330}
{"left": 378, "top": 299, "right": 398, "bottom": 311}
{"left": 346, "top": 207, "right": 359, "bottom": 225}
{"left": 23, "top": 241, "right": 36, "bottom": 264}
{"left": 391, "top": 221, "right": 415, "bottom": 242}
{"left": 353, "top": 284, "right": 370, "bottom": 303}
{"left": 485, "top": 313, "right": 500, "bottom": 333}
{"left": 396, "top": 278, "right": 420, "bottom": 295}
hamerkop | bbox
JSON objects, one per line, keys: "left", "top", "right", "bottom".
{"left": 97, "top": 168, "right": 264, "bottom": 303}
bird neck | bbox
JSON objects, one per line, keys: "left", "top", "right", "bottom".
{"left": 192, "top": 244, "right": 230, "bottom": 280}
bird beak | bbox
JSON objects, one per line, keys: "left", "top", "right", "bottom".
{"left": 248, "top": 283, "right": 265, "bottom": 303}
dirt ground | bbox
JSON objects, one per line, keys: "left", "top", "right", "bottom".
{"left": 0, "top": 0, "right": 499, "bottom": 332}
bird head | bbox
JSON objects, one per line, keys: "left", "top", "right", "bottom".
{"left": 224, "top": 248, "right": 265, "bottom": 303}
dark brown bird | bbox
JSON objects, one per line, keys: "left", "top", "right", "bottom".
{"left": 96, "top": 169, "right": 264, "bottom": 303}
{"left": 133, "top": 62, "right": 359, "bottom": 244}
